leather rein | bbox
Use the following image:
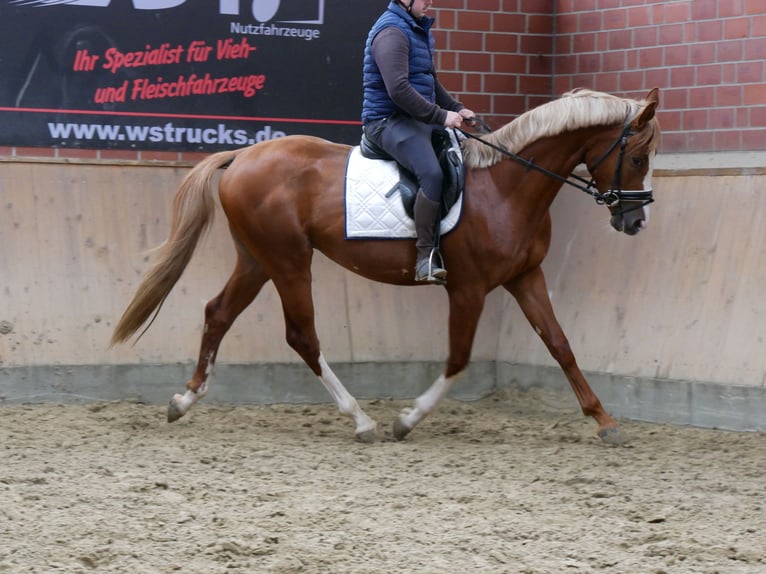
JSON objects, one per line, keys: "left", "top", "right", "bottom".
{"left": 457, "top": 116, "right": 654, "bottom": 214}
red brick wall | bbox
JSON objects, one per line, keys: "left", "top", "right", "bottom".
{"left": 436, "top": 0, "right": 766, "bottom": 153}
{"left": 555, "top": 0, "right": 766, "bottom": 152}
{"left": 435, "top": 0, "right": 554, "bottom": 129}
{"left": 0, "top": 146, "right": 206, "bottom": 164}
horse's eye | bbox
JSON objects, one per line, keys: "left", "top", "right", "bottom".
{"left": 631, "top": 156, "right": 645, "bottom": 168}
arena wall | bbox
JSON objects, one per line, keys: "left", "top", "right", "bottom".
{"left": 1, "top": 157, "right": 764, "bottom": 430}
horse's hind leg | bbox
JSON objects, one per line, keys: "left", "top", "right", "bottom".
{"left": 504, "top": 266, "right": 628, "bottom": 445}
{"left": 271, "top": 267, "right": 377, "bottom": 442}
{"left": 168, "top": 248, "right": 269, "bottom": 422}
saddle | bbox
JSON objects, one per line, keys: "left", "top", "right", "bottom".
{"left": 359, "top": 128, "right": 465, "bottom": 219}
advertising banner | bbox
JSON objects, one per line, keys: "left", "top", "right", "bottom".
{"left": 0, "top": 1, "right": 380, "bottom": 151}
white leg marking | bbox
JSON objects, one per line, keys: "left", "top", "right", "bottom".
{"left": 170, "top": 355, "right": 213, "bottom": 417}
{"left": 172, "top": 390, "right": 198, "bottom": 415}
{"left": 399, "top": 371, "right": 465, "bottom": 430}
{"left": 318, "top": 353, "right": 376, "bottom": 435}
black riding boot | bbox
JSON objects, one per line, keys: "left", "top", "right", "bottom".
{"left": 414, "top": 190, "right": 447, "bottom": 284}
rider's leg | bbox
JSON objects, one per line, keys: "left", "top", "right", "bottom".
{"left": 413, "top": 189, "right": 445, "bottom": 282}
{"left": 373, "top": 115, "right": 446, "bottom": 283}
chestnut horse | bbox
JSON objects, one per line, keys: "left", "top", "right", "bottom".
{"left": 112, "top": 88, "right": 660, "bottom": 445}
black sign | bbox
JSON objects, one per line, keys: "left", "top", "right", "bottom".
{"left": 0, "top": 1, "right": 381, "bottom": 151}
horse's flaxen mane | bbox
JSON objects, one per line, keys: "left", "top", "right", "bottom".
{"left": 462, "top": 89, "right": 657, "bottom": 169}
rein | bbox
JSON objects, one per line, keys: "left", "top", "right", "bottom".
{"left": 458, "top": 116, "right": 654, "bottom": 213}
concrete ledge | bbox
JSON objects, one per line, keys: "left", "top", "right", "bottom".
{"left": 655, "top": 151, "right": 766, "bottom": 171}
{"left": 2, "top": 361, "right": 763, "bottom": 432}
{"left": 498, "top": 362, "right": 766, "bottom": 432}
{"left": 0, "top": 361, "right": 497, "bottom": 406}
{"left": 2, "top": 150, "right": 762, "bottom": 172}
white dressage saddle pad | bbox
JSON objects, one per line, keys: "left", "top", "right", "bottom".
{"left": 344, "top": 146, "right": 463, "bottom": 239}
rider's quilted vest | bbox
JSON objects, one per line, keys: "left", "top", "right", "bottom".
{"left": 361, "top": 2, "right": 436, "bottom": 124}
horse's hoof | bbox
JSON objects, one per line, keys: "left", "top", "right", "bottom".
{"left": 167, "top": 397, "right": 185, "bottom": 423}
{"left": 392, "top": 417, "right": 412, "bottom": 441}
{"left": 355, "top": 428, "right": 377, "bottom": 444}
{"left": 598, "top": 426, "right": 630, "bottom": 446}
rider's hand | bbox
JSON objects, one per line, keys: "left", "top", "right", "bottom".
{"left": 459, "top": 108, "right": 476, "bottom": 126}
{"left": 443, "top": 110, "right": 463, "bottom": 128}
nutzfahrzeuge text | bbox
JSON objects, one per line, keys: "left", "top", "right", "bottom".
{"left": 230, "top": 22, "right": 321, "bottom": 41}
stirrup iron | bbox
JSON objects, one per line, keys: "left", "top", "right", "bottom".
{"left": 415, "top": 248, "right": 447, "bottom": 285}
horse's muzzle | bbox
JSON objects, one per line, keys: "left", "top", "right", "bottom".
{"left": 608, "top": 188, "right": 653, "bottom": 235}
{"left": 610, "top": 206, "right": 647, "bottom": 235}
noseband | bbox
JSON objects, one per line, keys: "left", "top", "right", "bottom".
{"left": 459, "top": 115, "right": 655, "bottom": 213}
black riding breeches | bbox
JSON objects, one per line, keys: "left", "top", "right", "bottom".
{"left": 363, "top": 114, "right": 444, "bottom": 202}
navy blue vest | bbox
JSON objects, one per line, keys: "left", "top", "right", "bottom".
{"left": 361, "top": 2, "right": 436, "bottom": 124}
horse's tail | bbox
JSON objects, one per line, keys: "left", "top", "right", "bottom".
{"left": 110, "top": 149, "right": 240, "bottom": 346}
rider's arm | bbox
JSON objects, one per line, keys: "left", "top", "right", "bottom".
{"left": 372, "top": 27, "right": 451, "bottom": 125}
{"left": 434, "top": 77, "right": 464, "bottom": 113}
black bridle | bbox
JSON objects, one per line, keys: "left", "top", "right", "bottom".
{"left": 458, "top": 116, "right": 654, "bottom": 214}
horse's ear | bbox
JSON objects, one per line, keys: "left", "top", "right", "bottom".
{"left": 632, "top": 88, "right": 659, "bottom": 131}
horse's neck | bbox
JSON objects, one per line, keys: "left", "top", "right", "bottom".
{"left": 492, "top": 134, "right": 586, "bottom": 213}
{"left": 527, "top": 133, "right": 588, "bottom": 185}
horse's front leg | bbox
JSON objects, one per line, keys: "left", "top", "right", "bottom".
{"left": 393, "top": 287, "right": 485, "bottom": 440}
{"left": 168, "top": 254, "right": 268, "bottom": 422}
{"left": 272, "top": 269, "right": 378, "bottom": 443}
{"left": 504, "top": 266, "right": 628, "bottom": 445}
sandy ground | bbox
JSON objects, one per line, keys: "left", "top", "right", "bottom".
{"left": 1, "top": 387, "right": 764, "bottom": 574}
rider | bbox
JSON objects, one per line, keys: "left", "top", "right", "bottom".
{"left": 362, "top": 0, "right": 474, "bottom": 283}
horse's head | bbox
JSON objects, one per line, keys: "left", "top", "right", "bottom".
{"left": 584, "top": 88, "right": 661, "bottom": 236}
